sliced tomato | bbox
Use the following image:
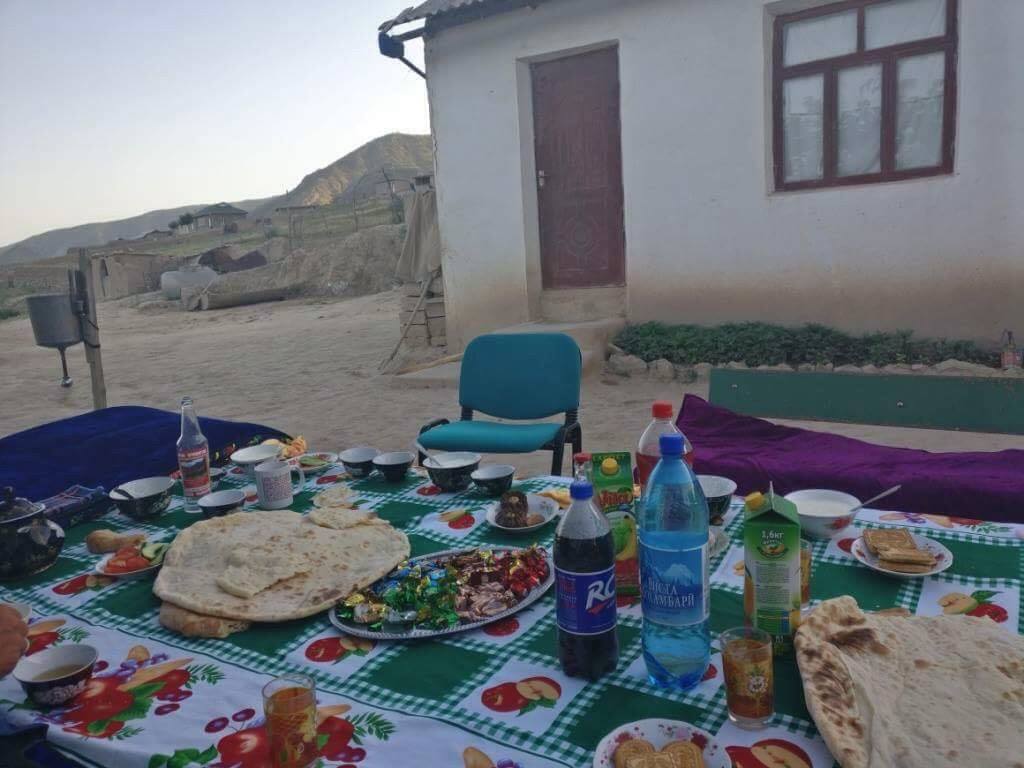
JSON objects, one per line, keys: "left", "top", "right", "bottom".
{"left": 124, "top": 556, "right": 150, "bottom": 571}
{"left": 114, "top": 546, "right": 140, "bottom": 559}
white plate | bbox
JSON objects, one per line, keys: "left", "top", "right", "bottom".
{"left": 94, "top": 549, "right": 165, "bottom": 580}
{"left": 297, "top": 452, "right": 338, "bottom": 474}
{"left": 593, "top": 718, "right": 730, "bottom": 768}
{"left": 485, "top": 493, "right": 559, "bottom": 533}
{"left": 851, "top": 532, "right": 953, "bottom": 578}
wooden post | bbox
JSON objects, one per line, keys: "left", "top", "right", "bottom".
{"left": 77, "top": 248, "right": 107, "bottom": 410}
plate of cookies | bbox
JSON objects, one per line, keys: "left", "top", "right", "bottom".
{"left": 851, "top": 528, "right": 953, "bottom": 578}
{"left": 593, "top": 718, "right": 728, "bottom": 768}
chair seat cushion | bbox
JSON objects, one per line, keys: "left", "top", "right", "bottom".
{"left": 419, "top": 420, "right": 562, "bottom": 454}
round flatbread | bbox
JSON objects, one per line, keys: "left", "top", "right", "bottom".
{"left": 312, "top": 485, "right": 354, "bottom": 508}
{"left": 795, "top": 596, "right": 1024, "bottom": 768}
{"left": 154, "top": 511, "right": 409, "bottom": 623}
{"left": 159, "top": 602, "right": 250, "bottom": 638}
{"left": 308, "top": 507, "right": 380, "bottom": 530}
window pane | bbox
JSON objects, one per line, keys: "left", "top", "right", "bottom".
{"left": 783, "top": 75, "right": 824, "bottom": 182}
{"left": 866, "top": 0, "right": 945, "bottom": 49}
{"left": 783, "top": 10, "right": 857, "bottom": 66}
{"left": 838, "top": 64, "right": 882, "bottom": 176}
{"left": 896, "top": 52, "right": 945, "bottom": 169}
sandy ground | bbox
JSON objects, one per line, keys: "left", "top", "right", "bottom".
{"left": 2, "top": 290, "right": 1022, "bottom": 478}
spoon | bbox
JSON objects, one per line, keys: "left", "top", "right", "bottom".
{"left": 111, "top": 487, "right": 136, "bottom": 501}
{"left": 849, "top": 484, "right": 902, "bottom": 515}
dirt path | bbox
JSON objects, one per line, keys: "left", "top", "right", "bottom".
{"left": 2, "top": 291, "right": 1021, "bottom": 479}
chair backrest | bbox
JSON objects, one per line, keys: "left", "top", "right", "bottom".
{"left": 459, "top": 333, "right": 581, "bottom": 420}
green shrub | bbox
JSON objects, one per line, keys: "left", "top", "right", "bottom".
{"left": 0, "top": 308, "right": 19, "bottom": 321}
{"left": 615, "top": 322, "right": 999, "bottom": 368}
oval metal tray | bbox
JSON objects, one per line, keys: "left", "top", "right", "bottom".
{"left": 329, "top": 546, "right": 553, "bottom": 640}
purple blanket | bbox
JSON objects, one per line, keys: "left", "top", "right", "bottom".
{"left": 677, "top": 395, "right": 1024, "bottom": 524}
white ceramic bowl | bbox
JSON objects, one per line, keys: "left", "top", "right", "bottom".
{"left": 230, "top": 445, "right": 281, "bottom": 478}
{"left": 784, "top": 488, "right": 861, "bottom": 539}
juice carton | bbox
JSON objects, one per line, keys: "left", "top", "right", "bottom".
{"left": 591, "top": 451, "right": 639, "bottom": 597}
{"left": 742, "top": 489, "right": 801, "bottom": 654}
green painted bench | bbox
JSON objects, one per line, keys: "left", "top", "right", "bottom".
{"left": 708, "top": 368, "right": 1024, "bottom": 435}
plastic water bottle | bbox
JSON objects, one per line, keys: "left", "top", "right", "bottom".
{"left": 636, "top": 401, "right": 693, "bottom": 489}
{"left": 638, "top": 433, "right": 710, "bottom": 689}
{"left": 555, "top": 480, "right": 619, "bottom": 681}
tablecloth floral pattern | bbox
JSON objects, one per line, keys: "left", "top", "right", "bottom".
{"left": 2, "top": 464, "right": 1022, "bottom": 768}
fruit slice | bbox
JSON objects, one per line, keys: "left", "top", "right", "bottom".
{"left": 438, "top": 508, "right": 468, "bottom": 523}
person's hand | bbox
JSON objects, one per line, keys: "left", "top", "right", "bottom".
{"left": 0, "top": 605, "right": 29, "bottom": 677}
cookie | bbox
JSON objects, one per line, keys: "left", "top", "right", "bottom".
{"left": 874, "top": 545, "right": 935, "bottom": 565}
{"left": 863, "top": 528, "right": 916, "bottom": 555}
{"left": 878, "top": 559, "right": 934, "bottom": 574}
{"left": 661, "top": 741, "right": 705, "bottom": 768}
{"left": 614, "top": 738, "right": 655, "bottom": 768}
{"left": 626, "top": 755, "right": 679, "bottom": 768}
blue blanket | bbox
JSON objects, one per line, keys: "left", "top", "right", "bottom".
{"left": 0, "top": 406, "right": 287, "bottom": 501}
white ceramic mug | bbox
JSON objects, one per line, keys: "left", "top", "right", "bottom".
{"left": 254, "top": 459, "right": 305, "bottom": 510}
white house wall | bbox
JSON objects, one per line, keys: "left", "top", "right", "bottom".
{"left": 424, "top": 0, "right": 1023, "bottom": 349}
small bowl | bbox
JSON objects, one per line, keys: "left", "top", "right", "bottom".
{"left": 423, "top": 452, "right": 481, "bottom": 493}
{"left": 372, "top": 451, "right": 415, "bottom": 483}
{"left": 208, "top": 466, "right": 225, "bottom": 490}
{"left": 109, "top": 477, "right": 176, "bottom": 521}
{"left": 198, "top": 489, "right": 246, "bottom": 518}
{"left": 14, "top": 644, "right": 97, "bottom": 707}
{"left": 340, "top": 447, "right": 380, "bottom": 478}
{"left": 471, "top": 464, "right": 515, "bottom": 497}
{"left": 784, "top": 488, "right": 861, "bottom": 539}
{"left": 231, "top": 445, "right": 281, "bottom": 478}
{"left": 697, "top": 475, "right": 738, "bottom": 525}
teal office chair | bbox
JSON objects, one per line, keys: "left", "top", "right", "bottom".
{"left": 418, "top": 333, "right": 583, "bottom": 475}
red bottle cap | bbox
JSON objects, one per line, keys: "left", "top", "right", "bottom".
{"left": 652, "top": 401, "right": 674, "bottom": 419}
{"left": 573, "top": 452, "right": 591, "bottom": 463}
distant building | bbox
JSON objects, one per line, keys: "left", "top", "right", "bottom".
{"left": 193, "top": 203, "right": 248, "bottom": 230}
{"left": 90, "top": 252, "right": 185, "bottom": 300}
{"left": 141, "top": 229, "right": 174, "bottom": 241}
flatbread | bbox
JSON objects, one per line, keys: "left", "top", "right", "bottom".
{"left": 308, "top": 506, "right": 381, "bottom": 530}
{"left": 312, "top": 486, "right": 354, "bottom": 508}
{"left": 158, "top": 602, "right": 250, "bottom": 638}
{"left": 795, "top": 596, "right": 1024, "bottom": 768}
{"left": 216, "top": 547, "right": 311, "bottom": 599}
{"left": 154, "top": 511, "right": 409, "bottom": 622}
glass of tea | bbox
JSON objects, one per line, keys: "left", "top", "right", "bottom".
{"left": 720, "top": 626, "right": 774, "bottom": 729}
{"left": 262, "top": 673, "right": 317, "bottom": 768}
{"left": 800, "top": 539, "right": 812, "bottom": 607}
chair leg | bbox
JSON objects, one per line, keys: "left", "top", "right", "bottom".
{"left": 550, "top": 442, "right": 565, "bottom": 476}
{"left": 571, "top": 425, "right": 582, "bottom": 455}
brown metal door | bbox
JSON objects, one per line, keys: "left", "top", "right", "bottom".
{"left": 532, "top": 47, "right": 625, "bottom": 289}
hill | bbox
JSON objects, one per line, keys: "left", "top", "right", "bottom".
{"left": 248, "top": 133, "right": 433, "bottom": 218}
{"left": 0, "top": 132, "right": 433, "bottom": 264}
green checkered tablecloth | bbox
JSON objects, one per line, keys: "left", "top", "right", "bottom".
{"left": 2, "top": 465, "right": 1022, "bottom": 768}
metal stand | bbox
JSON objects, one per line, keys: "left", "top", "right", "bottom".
{"left": 58, "top": 347, "right": 73, "bottom": 387}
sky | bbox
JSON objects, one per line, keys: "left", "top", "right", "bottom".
{"left": 0, "top": 0, "right": 429, "bottom": 247}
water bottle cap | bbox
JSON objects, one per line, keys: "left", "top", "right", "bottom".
{"left": 652, "top": 401, "right": 674, "bottom": 419}
{"left": 659, "top": 433, "right": 684, "bottom": 456}
{"left": 569, "top": 480, "right": 593, "bottom": 500}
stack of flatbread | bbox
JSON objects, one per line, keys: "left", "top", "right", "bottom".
{"left": 155, "top": 509, "right": 408, "bottom": 638}
{"left": 862, "top": 529, "right": 936, "bottom": 573}
{"left": 795, "top": 596, "right": 1024, "bottom": 768}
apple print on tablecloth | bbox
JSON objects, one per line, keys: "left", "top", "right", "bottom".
{"left": 915, "top": 579, "right": 1019, "bottom": 630}
{"left": 938, "top": 589, "right": 1008, "bottom": 622}
{"left": 52, "top": 572, "right": 116, "bottom": 598}
{"left": 481, "top": 676, "right": 562, "bottom": 716}
{"left": 417, "top": 507, "right": 481, "bottom": 537}
{"left": 304, "top": 635, "right": 375, "bottom": 664}
{"left": 2, "top": 644, "right": 223, "bottom": 741}
{"left": 716, "top": 720, "right": 834, "bottom": 768}
{"left": 150, "top": 703, "right": 395, "bottom": 768}
{"left": 877, "top": 512, "right": 1011, "bottom": 536}
{"left": 23, "top": 618, "right": 89, "bottom": 656}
